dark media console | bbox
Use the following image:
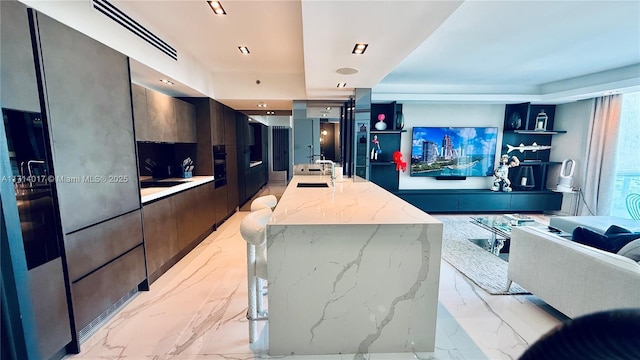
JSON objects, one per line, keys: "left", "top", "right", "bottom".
{"left": 393, "top": 189, "right": 562, "bottom": 213}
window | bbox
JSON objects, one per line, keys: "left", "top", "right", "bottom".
{"left": 611, "top": 91, "right": 640, "bottom": 218}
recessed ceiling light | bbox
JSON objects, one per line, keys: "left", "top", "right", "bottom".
{"left": 336, "top": 67, "right": 359, "bottom": 75}
{"left": 257, "top": 103, "right": 267, "bottom": 108}
{"left": 159, "top": 79, "right": 174, "bottom": 85}
{"left": 337, "top": 82, "right": 347, "bottom": 88}
{"left": 326, "top": 107, "right": 332, "bottom": 110}
{"left": 238, "top": 46, "right": 250, "bottom": 54}
{"left": 207, "top": 1, "right": 226, "bottom": 15}
{"left": 352, "top": 43, "right": 368, "bottom": 55}
{"left": 266, "top": 111, "right": 274, "bottom": 115}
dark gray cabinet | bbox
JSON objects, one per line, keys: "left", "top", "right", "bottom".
{"left": 2, "top": 3, "right": 73, "bottom": 357}
{"left": 34, "top": 11, "right": 140, "bottom": 234}
{"left": 214, "top": 186, "right": 228, "bottom": 225}
{"left": 246, "top": 163, "right": 267, "bottom": 200}
{"left": 183, "top": 98, "right": 240, "bottom": 218}
{"left": 225, "top": 106, "right": 238, "bottom": 145}
{"left": 142, "top": 197, "right": 178, "bottom": 279}
{"left": 175, "top": 99, "right": 197, "bottom": 143}
{"left": 72, "top": 245, "right": 146, "bottom": 330}
{"left": 28, "top": 258, "right": 72, "bottom": 360}
{"left": 136, "top": 87, "right": 196, "bottom": 143}
{"left": 0, "top": 0, "right": 40, "bottom": 113}
{"left": 187, "top": 98, "right": 227, "bottom": 175}
{"left": 174, "top": 186, "right": 203, "bottom": 250}
{"left": 146, "top": 88, "right": 176, "bottom": 142}
{"left": 33, "top": 11, "right": 148, "bottom": 346}
{"left": 212, "top": 101, "right": 225, "bottom": 145}
{"left": 191, "top": 98, "right": 214, "bottom": 175}
{"left": 131, "top": 83, "right": 149, "bottom": 141}
{"left": 227, "top": 148, "right": 240, "bottom": 213}
{"left": 142, "top": 183, "right": 216, "bottom": 283}
{"left": 198, "top": 184, "right": 217, "bottom": 231}
{"left": 65, "top": 210, "right": 145, "bottom": 330}
{"left": 235, "top": 112, "right": 251, "bottom": 146}
{"left": 64, "top": 210, "right": 144, "bottom": 282}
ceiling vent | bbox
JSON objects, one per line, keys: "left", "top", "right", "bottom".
{"left": 92, "top": 0, "right": 177, "bottom": 60}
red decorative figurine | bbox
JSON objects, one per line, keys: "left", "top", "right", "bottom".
{"left": 393, "top": 151, "right": 407, "bottom": 172}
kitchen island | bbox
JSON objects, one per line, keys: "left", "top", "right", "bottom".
{"left": 267, "top": 176, "right": 443, "bottom": 356}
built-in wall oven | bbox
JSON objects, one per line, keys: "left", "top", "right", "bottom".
{"left": 213, "top": 145, "right": 227, "bottom": 188}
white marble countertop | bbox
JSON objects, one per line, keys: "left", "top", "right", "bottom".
{"left": 140, "top": 176, "right": 214, "bottom": 204}
{"left": 269, "top": 176, "right": 440, "bottom": 226}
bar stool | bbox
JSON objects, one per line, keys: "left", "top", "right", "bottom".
{"left": 250, "top": 194, "right": 277, "bottom": 211}
{"left": 250, "top": 195, "right": 277, "bottom": 315}
{"left": 240, "top": 206, "right": 271, "bottom": 343}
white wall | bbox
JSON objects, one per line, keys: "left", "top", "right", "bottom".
{"left": 399, "top": 103, "right": 505, "bottom": 189}
{"left": 547, "top": 99, "right": 593, "bottom": 213}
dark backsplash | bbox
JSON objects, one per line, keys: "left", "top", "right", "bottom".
{"left": 137, "top": 142, "right": 197, "bottom": 178}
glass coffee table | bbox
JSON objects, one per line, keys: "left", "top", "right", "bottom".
{"left": 469, "top": 215, "right": 570, "bottom": 257}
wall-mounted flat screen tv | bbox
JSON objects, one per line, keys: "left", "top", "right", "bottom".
{"left": 410, "top": 127, "right": 498, "bottom": 177}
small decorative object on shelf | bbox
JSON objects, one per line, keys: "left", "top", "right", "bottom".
{"left": 515, "top": 166, "right": 535, "bottom": 190}
{"left": 375, "top": 114, "right": 387, "bottom": 131}
{"left": 393, "top": 151, "right": 407, "bottom": 172}
{"left": 395, "top": 111, "right": 404, "bottom": 130}
{"left": 370, "top": 135, "right": 381, "bottom": 160}
{"left": 534, "top": 109, "right": 548, "bottom": 131}
{"left": 491, "top": 154, "right": 520, "bottom": 192}
{"left": 359, "top": 135, "right": 367, "bottom": 143}
{"left": 508, "top": 111, "right": 522, "bottom": 130}
{"left": 506, "top": 142, "right": 552, "bottom": 153}
{"left": 359, "top": 124, "right": 367, "bottom": 132}
{"left": 555, "top": 159, "right": 576, "bottom": 192}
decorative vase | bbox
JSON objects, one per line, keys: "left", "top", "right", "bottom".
{"left": 395, "top": 112, "right": 404, "bottom": 130}
{"left": 508, "top": 112, "right": 522, "bottom": 130}
{"left": 375, "top": 120, "right": 387, "bottom": 131}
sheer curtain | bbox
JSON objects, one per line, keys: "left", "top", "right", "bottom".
{"left": 580, "top": 95, "right": 622, "bottom": 215}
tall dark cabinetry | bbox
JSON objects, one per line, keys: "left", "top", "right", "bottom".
{"left": 225, "top": 106, "right": 239, "bottom": 214}
{"left": 502, "top": 103, "right": 565, "bottom": 191}
{"left": 368, "top": 102, "right": 405, "bottom": 191}
{"left": 187, "top": 98, "right": 242, "bottom": 223}
{"left": 33, "top": 8, "right": 146, "bottom": 344}
{"left": 2, "top": 3, "right": 147, "bottom": 357}
{"left": 1, "top": 2, "right": 72, "bottom": 359}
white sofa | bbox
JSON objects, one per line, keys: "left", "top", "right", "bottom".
{"left": 507, "top": 226, "right": 640, "bottom": 319}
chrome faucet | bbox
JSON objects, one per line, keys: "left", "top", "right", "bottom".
{"left": 314, "top": 159, "right": 335, "bottom": 186}
{"left": 27, "top": 160, "right": 45, "bottom": 187}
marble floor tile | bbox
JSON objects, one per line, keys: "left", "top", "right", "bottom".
{"left": 65, "top": 185, "right": 565, "bottom": 360}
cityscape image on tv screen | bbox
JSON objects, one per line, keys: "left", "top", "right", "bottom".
{"left": 410, "top": 127, "right": 498, "bottom": 177}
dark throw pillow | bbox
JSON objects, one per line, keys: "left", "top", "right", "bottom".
{"left": 604, "top": 225, "right": 632, "bottom": 235}
{"left": 572, "top": 226, "right": 640, "bottom": 253}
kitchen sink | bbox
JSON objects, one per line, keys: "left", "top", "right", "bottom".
{"left": 296, "top": 182, "right": 329, "bottom": 188}
{"left": 140, "top": 180, "right": 192, "bottom": 188}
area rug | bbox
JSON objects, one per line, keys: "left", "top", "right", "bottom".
{"left": 434, "top": 215, "right": 530, "bottom": 295}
